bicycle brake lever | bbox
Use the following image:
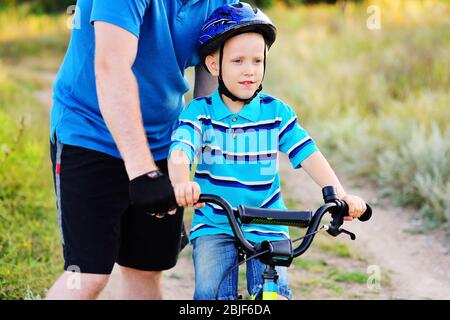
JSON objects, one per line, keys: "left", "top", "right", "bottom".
{"left": 339, "top": 228, "right": 356, "bottom": 240}
{"left": 326, "top": 224, "right": 340, "bottom": 237}
{"left": 326, "top": 225, "right": 356, "bottom": 240}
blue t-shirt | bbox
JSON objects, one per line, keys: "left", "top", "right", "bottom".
{"left": 169, "top": 89, "right": 319, "bottom": 243}
{"left": 50, "top": 0, "right": 235, "bottom": 160}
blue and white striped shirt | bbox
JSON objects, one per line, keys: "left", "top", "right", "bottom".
{"left": 169, "top": 88, "right": 319, "bottom": 243}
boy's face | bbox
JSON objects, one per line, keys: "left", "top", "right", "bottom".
{"left": 208, "top": 32, "right": 266, "bottom": 100}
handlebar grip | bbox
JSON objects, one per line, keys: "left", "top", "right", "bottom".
{"left": 238, "top": 206, "right": 312, "bottom": 228}
{"left": 342, "top": 201, "right": 372, "bottom": 222}
{"left": 322, "top": 187, "right": 372, "bottom": 222}
{"left": 358, "top": 204, "right": 372, "bottom": 221}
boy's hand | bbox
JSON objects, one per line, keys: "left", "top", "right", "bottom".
{"left": 341, "top": 194, "right": 367, "bottom": 221}
{"left": 173, "top": 181, "right": 205, "bottom": 208}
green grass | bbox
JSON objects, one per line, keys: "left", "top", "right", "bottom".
{"left": 313, "top": 237, "right": 352, "bottom": 258}
{"left": 0, "top": 74, "right": 63, "bottom": 299}
{"left": 327, "top": 269, "right": 368, "bottom": 284}
{"left": 293, "top": 257, "right": 328, "bottom": 272}
{"left": 291, "top": 256, "right": 386, "bottom": 298}
{"left": 0, "top": 6, "right": 67, "bottom": 298}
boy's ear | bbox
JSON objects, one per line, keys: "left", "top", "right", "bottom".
{"left": 205, "top": 54, "right": 219, "bottom": 77}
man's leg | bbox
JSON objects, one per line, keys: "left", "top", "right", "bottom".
{"left": 48, "top": 140, "right": 129, "bottom": 300}
{"left": 46, "top": 272, "right": 109, "bottom": 300}
{"left": 117, "top": 266, "right": 162, "bottom": 300}
{"left": 116, "top": 159, "right": 186, "bottom": 300}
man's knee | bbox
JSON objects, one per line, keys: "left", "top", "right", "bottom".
{"left": 46, "top": 272, "right": 110, "bottom": 300}
{"left": 119, "top": 266, "right": 162, "bottom": 282}
{"left": 116, "top": 266, "right": 163, "bottom": 299}
{"left": 65, "top": 271, "right": 110, "bottom": 291}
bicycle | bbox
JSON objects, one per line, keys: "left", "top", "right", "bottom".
{"left": 197, "top": 186, "right": 372, "bottom": 300}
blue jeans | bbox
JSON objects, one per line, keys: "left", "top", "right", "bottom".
{"left": 192, "top": 234, "right": 292, "bottom": 300}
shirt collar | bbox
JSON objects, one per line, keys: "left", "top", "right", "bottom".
{"left": 210, "top": 88, "right": 261, "bottom": 122}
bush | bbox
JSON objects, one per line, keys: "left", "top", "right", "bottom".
{"left": 377, "top": 124, "right": 450, "bottom": 231}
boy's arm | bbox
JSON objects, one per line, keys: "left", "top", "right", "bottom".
{"left": 301, "top": 151, "right": 366, "bottom": 219}
{"left": 168, "top": 150, "right": 191, "bottom": 184}
{"left": 300, "top": 151, "right": 346, "bottom": 198}
{"left": 168, "top": 150, "right": 203, "bottom": 208}
{"left": 277, "top": 104, "right": 366, "bottom": 219}
{"left": 168, "top": 100, "right": 204, "bottom": 208}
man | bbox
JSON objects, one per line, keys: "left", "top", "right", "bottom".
{"left": 46, "top": 0, "right": 235, "bottom": 300}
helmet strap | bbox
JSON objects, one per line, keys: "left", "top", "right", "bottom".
{"left": 217, "top": 43, "right": 266, "bottom": 105}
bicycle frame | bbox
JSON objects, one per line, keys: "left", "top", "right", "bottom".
{"left": 251, "top": 264, "right": 280, "bottom": 300}
{"left": 197, "top": 186, "right": 372, "bottom": 300}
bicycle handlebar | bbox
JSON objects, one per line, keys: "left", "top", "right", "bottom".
{"left": 197, "top": 186, "right": 372, "bottom": 259}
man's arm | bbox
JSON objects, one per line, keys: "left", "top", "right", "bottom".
{"left": 94, "top": 21, "right": 156, "bottom": 180}
{"left": 193, "top": 64, "right": 217, "bottom": 98}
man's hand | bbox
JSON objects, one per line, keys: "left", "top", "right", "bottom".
{"left": 342, "top": 194, "right": 367, "bottom": 221}
{"left": 173, "top": 181, "right": 204, "bottom": 208}
{"left": 129, "top": 170, "right": 178, "bottom": 217}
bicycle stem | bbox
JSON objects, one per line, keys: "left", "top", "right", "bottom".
{"left": 292, "top": 202, "right": 336, "bottom": 257}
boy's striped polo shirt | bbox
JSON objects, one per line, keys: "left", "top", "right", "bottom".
{"left": 169, "top": 88, "right": 319, "bottom": 244}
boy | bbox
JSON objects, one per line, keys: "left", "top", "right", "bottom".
{"left": 168, "top": 2, "right": 366, "bottom": 300}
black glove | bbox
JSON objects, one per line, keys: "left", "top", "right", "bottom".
{"left": 129, "top": 169, "right": 177, "bottom": 216}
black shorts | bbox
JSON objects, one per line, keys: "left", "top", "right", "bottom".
{"left": 50, "top": 139, "right": 188, "bottom": 274}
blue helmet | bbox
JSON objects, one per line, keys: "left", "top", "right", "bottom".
{"left": 198, "top": 2, "right": 277, "bottom": 60}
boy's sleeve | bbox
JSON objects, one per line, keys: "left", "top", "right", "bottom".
{"left": 169, "top": 102, "right": 203, "bottom": 164}
{"left": 90, "top": 0, "right": 150, "bottom": 38}
{"left": 278, "top": 104, "right": 319, "bottom": 169}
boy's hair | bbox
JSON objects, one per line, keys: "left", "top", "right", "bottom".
{"left": 198, "top": 2, "right": 277, "bottom": 104}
